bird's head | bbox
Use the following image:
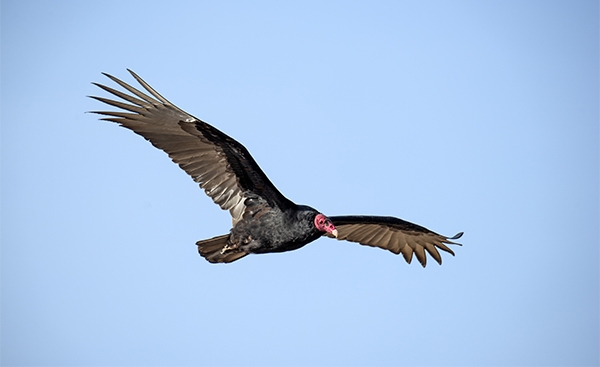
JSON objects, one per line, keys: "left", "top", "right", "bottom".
{"left": 314, "top": 213, "right": 338, "bottom": 238}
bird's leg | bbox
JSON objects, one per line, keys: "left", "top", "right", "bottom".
{"left": 221, "top": 235, "right": 254, "bottom": 254}
{"left": 220, "top": 243, "right": 239, "bottom": 254}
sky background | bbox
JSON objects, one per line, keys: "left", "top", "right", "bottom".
{"left": 2, "top": 1, "right": 598, "bottom": 366}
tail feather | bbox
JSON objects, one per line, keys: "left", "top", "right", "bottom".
{"left": 196, "top": 234, "right": 248, "bottom": 263}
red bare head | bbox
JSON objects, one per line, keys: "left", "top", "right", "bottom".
{"left": 314, "top": 213, "right": 338, "bottom": 237}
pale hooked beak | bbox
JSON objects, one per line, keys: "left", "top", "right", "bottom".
{"left": 331, "top": 229, "right": 338, "bottom": 238}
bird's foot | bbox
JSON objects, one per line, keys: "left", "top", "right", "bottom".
{"left": 220, "top": 244, "right": 238, "bottom": 255}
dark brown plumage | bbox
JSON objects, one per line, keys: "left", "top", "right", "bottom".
{"left": 90, "top": 70, "right": 463, "bottom": 266}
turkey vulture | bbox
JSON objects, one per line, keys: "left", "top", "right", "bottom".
{"left": 90, "top": 70, "right": 463, "bottom": 266}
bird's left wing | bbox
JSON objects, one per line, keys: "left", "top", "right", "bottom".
{"left": 327, "top": 216, "right": 462, "bottom": 267}
{"left": 90, "top": 70, "right": 295, "bottom": 225}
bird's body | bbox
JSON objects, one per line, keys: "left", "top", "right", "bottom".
{"left": 91, "top": 70, "right": 463, "bottom": 266}
{"left": 229, "top": 204, "right": 322, "bottom": 254}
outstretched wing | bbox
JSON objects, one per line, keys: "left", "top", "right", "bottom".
{"left": 90, "top": 70, "right": 295, "bottom": 225}
{"left": 328, "top": 216, "right": 462, "bottom": 267}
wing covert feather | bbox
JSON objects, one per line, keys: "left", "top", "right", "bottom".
{"left": 90, "top": 70, "right": 295, "bottom": 224}
{"left": 328, "top": 215, "right": 463, "bottom": 267}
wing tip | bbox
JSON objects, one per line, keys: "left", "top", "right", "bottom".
{"left": 450, "top": 231, "right": 464, "bottom": 240}
{"left": 415, "top": 231, "right": 464, "bottom": 267}
{"left": 100, "top": 71, "right": 118, "bottom": 83}
{"left": 445, "top": 231, "right": 464, "bottom": 248}
{"left": 126, "top": 68, "right": 138, "bottom": 78}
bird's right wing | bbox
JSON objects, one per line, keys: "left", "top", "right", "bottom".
{"left": 90, "top": 70, "right": 295, "bottom": 225}
{"left": 328, "top": 215, "right": 463, "bottom": 267}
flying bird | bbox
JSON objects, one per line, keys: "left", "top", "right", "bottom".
{"left": 90, "top": 70, "right": 463, "bottom": 266}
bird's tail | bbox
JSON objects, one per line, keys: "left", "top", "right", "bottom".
{"left": 196, "top": 234, "right": 248, "bottom": 263}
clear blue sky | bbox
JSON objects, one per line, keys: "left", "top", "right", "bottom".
{"left": 2, "top": 1, "right": 598, "bottom": 366}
